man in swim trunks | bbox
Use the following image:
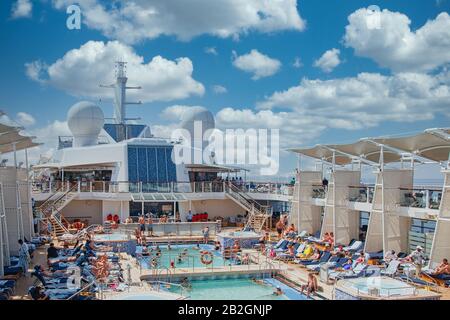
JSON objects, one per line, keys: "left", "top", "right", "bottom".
{"left": 138, "top": 215, "right": 146, "bottom": 235}
{"left": 202, "top": 226, "right": 209, "bottom": 244}
{"left": 276, "top": 219, "right": 284, "bottom": 240}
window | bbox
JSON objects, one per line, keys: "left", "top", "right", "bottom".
{"left": 128, "top": 145, "right": 177, "bottom": 183}
{"left": 411, "top": 219, "right": 436, "bottom": 234}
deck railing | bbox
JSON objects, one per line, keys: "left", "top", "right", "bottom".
{"left": 32, "top": 180, "right": 294, "bottom": 197}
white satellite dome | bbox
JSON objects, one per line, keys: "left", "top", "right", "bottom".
{"left": 67, "top": 101, "right": 104, "bottom": 148}
{"left": 180, "top": 107, "right": 215, "bottom": 140}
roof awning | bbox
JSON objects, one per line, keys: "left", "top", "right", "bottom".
{"left": 328, "top": 140, "right": 402, "bottom": 164}
{"left": 372, "top": 131, "right": 450, "bottom": 162}
{"left": 185, "top": 163, "right": 249, "bottom": 173}
{"left": 131, "top": 193, "right": 188, "bottom": 202}
{"left": 289, "top": 128, "right": 450, "bottom": 165}
{"left": 289, "top": 145, "right": 353, "bottom": 165}
{"left": 32, "top": 162, "right": 117, "bottom": 170}
{"left": 0, "top": 137, "right": 41, "bottom": 154}
{"left": 0, "top": 115, "right": 41, "bottom": 154}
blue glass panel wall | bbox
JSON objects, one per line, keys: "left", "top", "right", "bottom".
{"left": 166, "top": 148, "right": 177, "bottom": 181}
{"left": 157, "top": 148, "right": 168, "bottom": 182}
{"left": 137, "top": 147, "right": 148, "bottom": 182}
{"left": 128, "top": 147, "right": 138, "bottom": 182}
{"left": 147, "top": 148, "right": 157, "bottom": 182}
{"left": 127, "top": 145, "right": 176, "bottom": 183}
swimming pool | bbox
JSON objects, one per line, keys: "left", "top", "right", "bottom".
{"left": 108, "top": 291, "right": 182, "bottom": 300}
{"left": 165, "top": 278, "right": 307, "bottom": 300}
{"left": 137, "top": 244, "right": 239, "bottom": 269}
{"left": 336, "top": 276, "right": 417, "bottom": 299}
{"left": 93, "top": 233, "right": 130, "bottom": 242}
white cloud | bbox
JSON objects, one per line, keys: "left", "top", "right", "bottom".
{"left": 160, "top": 105, "right": 208, "bottom": 121}
{"left": 51, "top": 0, "right": 305, "bottom": 44}
{"left": 293, "top": 57, "right": 303, "bottom": 68}
{"left": 258, "top": 72, "right": 450, "bottom": 133}
{"left": 212, "top": 85, "right": 227, "bottom": 94}
{"left": 25, "top": 60, "right": 47, "bottom": 84}
{"left": 232, "top": 49, "right": 281, "bottom": 80}
{"left": 314, "top": 48, "right": 341, "bottom": 73}
{"left": 26, "top": 40, "right": 204, "bottom": 103}
{"left": 16, "top": 112, "right": 36, "bottom": 127}
{"left": 11, "top": 0, "right": 32, "bottom": 19}
{"left": 204, "top": 47, "right": 218, "bottom": 56}
{"left": 344, "top": 8, "right": 450, "bottom": 72}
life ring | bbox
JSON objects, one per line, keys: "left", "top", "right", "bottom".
{"left": 200, "top": 251, "right": 213, "bottom": 265}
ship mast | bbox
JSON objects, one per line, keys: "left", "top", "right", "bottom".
{"left": 100, "top": 61, "right": 142, "bottom": 125}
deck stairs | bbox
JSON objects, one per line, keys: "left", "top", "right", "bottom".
{"left": 36, "top": 185, "right": 77, "bottom": 236}
{"left": 224, "top": 183, "right": 272, "bottom": 232}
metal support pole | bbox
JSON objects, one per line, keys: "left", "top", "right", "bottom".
{"left": 25, "top": 149, "right": 34, "bottom": 237}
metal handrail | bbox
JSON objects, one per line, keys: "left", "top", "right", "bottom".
{"left": 66, "top": 281, "right": 96, "bottom": 300}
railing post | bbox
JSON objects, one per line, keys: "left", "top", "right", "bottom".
{"left": 90, "top": 182, "right": 93, "bottom": 193}
{"left": 426, "top": 189, "right": 430, "bottom": 209}
{"left": 77, "top": 181, "right": 81, "bottom": 193}
{"left": 366, "top": 187, "right": 370, "bottom": 203}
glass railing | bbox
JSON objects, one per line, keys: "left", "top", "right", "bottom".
{"left": 348, "top": 186, "right": 374, "bottom": 203}
{"left": 399, "top": 188, "right": 442, "bottom": 209}
{"left": 244, "top": 182, "right": 294, "bottom": 196}
{"left": 32, "top": 180, "right": 294, "bottom": 196}
{"left": 312, "top": 185, "right": 326, "bottom": 199}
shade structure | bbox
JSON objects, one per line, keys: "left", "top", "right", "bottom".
{"left": 328, "top": 140, "right": 403, "bottom": 164}
{"left": 289, "top": 128, "right": 449, "bottom": 165}
{"left": 289, "top": 145, "right": 353, "bottom": 165}
{"left": 373, "top": 130, "right": 450, "bottom": 163}
{"left": 0, "top": 118, "right": 41, "bottom": 155}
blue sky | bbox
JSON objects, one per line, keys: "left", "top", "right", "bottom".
{"left": 1, "top": 0, "right": 449, "bottom": 179}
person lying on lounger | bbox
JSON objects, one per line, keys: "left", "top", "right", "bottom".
{"left": 297, "top": 242, "right": 314, "bottom": 259}
{"left": 384, "top": 250, "right": 397, "bottom": 264}
{"left": 432, "top": 259, "right": 450, "bottom": 275}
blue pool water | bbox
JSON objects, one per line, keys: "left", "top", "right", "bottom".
{"left": 137, "top": 244, "right": 238, "bottom": 269}
{"left": 340, "top": 276, "right": 416, "bottom": 297}
{"left": 93, "top": 233, "right": 129, "bottom": 242}
{"left": 165, "top": 278, "right": 308, "bottom": 300}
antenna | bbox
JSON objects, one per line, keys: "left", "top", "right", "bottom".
{"left": 99, "top": 61, "right": 142, "bottom": 125}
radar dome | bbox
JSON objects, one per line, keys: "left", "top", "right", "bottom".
{"left": 67, "top": 101, "right": 104, "bottom": 148}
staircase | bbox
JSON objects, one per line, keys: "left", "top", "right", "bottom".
{"left": 224, "top": 183, "right": 272, "bottom": 232}
{"left": 36, "top": 185, "right": 78, "bottom": 237}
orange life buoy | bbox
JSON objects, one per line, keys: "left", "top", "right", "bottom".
{"left": 200, "top": 251, "right": 213, "bottom": 265}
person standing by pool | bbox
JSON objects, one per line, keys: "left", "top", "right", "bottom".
{"left": 259, "top": 232, "right": 269, "bottom": 255}
{"left": 146, "top": 216, "right": 153, "bottom": 236}
{"left": 202, "top": 226, "right": 209, "bottom": 244}
{"left": 18, "top": 239, "right": 31, "bottom": 277}
{"left": 47, "top": 220, "right": 53, "bottom": 236}
{"left": 406, "top": 245, "right": 426, "bottom": 277}
{"left": 138, "top": 215, "right": 146, "bottom": 236}
{"left": 186, "top": 210, "right": 193, "bottom": 222}
{"left": 275, "top": 219, "right": 284, "bottom": 240}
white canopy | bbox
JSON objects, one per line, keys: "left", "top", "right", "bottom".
{"left": 289, "top": 128, "right": 450, "bottom": 165}
{"left": 0, "top": 117, "right": 41, "bottom": 154}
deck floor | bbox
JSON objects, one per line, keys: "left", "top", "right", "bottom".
{"left": 8, "top": 235, "right": 450, "bottom": 300}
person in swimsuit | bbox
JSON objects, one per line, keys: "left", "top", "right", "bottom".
{"left": 301, "top": 273, "right": 318, "bottom": 297}
{"left": 276, "top": 220, "right": 284, "bottom": 240}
